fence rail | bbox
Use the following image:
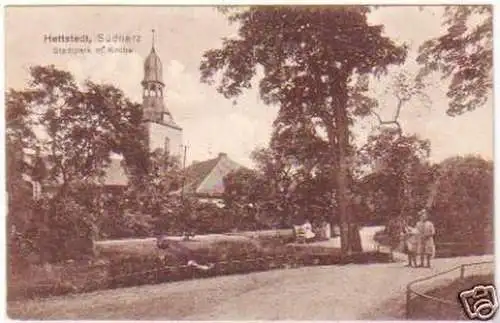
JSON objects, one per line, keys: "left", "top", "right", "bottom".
{"left": 109, "top": 255, "right": 285, "bottom": 283}
{"left": 406, "top": 260, "right": 494, "bottom": 319}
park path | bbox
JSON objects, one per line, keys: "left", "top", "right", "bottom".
{"left": 9, "top": 225, "right": 494, "bottom": 320}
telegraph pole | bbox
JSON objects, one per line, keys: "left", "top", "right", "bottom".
{"left": 180, "top": 144, "right": 191, "bottom": 240}
{"left": 180, "top": 144, "right": 188, "bottom": 201}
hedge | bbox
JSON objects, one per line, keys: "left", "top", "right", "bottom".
{"left": 9, "top": 238, "right": 391, "bottom": 301}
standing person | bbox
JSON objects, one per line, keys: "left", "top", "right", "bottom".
{"left": 402, "top": 216, "right": 418, "bottom": 267}
{"left": 415, "top": 209, "right": 436, "bottom": 268}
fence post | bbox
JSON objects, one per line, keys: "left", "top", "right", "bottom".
{"left": 406, "top": 285, "right": 411, "bottom": 319}
{"left": 460, "top": 265, "right": 465, "bottom": 279}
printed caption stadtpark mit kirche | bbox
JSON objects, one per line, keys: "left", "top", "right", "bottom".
{"left": 44, "top": 33, "right": 142, "bottom": 55}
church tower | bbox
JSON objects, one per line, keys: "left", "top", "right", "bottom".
{"left": 142, "top": 29, "right": 183, "bottom": 157}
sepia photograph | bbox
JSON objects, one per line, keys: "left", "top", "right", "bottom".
{"left": 4, "top": 4, "right": 495, "bottom": 321}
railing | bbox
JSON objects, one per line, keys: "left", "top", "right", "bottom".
{"left": 406, "top": 260, "right": 494, "bottom": 319}
{"left": 373, "top": 235, "right": 494, "bottom": 261}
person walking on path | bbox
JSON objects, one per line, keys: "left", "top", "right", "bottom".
{"left": 415, "top": 209, "right": 436, "bottom": 268}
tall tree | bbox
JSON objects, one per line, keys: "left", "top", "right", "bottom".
{"left": 417, "top": 5, "right": 492, "bottom": 115}
{"left": 358, "top": 66, "right": 432, "bottom": 214}
{"left": 200, "top": 6, "right": 406, "bottom": 254}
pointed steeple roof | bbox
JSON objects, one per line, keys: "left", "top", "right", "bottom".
{"left": 143, "top": 29, "right": 163, "bottom": 84}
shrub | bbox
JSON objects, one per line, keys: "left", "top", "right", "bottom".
{"left": 207, "top": 239, "right": 261, "bottom": 261}
{"left": 8, "top": 260, "right": 109, "bottom": 301}
{"left": 11, "top": 194, "right": 96, "bottom": 265}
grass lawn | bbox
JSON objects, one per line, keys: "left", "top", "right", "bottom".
{"left": 409, "top": 274, "right": 495, "bottom": 320}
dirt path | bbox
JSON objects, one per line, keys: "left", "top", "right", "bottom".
{"left": 8, "top": 254, "right": 493, "bottom": 320}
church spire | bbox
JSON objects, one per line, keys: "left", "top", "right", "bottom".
{"left": 151, "top": 29, "right": 156, "bottom": 52}
{"left": 140, "top": 28, "right": 183, "bottom": 156}
{"left": 142, "top": 29, "right": 163, "bottom": 85}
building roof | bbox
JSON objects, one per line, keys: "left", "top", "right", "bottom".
{"left": 158, "top": 112, "right": 182, "bottom": 131}
{"left": 22, "top": 151, "right": 129, "bottom": 187}
{"left": 143, "top": 46, "right": 163, "bottom": 84}
{"left": 178, "top": 152, "right": 247, "bottom": 197}
{"left": 22, "top": 151, "right": 248, "bottom": 194}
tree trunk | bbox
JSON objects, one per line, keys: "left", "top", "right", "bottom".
{"left": 332, "top": 75, "right": 362, "bottom": 255}
{"left": 349, "top": 223, "right": 362, "bottom": 252}
{"left": 332, "top": 79, "right": 351, "bottom": 255}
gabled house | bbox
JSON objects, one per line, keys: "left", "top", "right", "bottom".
{"left": 174, "top": 152, "right": 247, "bottom": 206}
{"left": 19, "top": 151, "right": 129, "bottom": 200}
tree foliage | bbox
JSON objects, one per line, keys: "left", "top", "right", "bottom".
{"left": 5, "top": 65, "right": 183, "bottom": 262}
{"left": 417, "top": 5, "right": 492, "bottom": 115}
{"left": 114, "top": 148, "right": 183, "bottom": 238}
{"left": 223, "top": 168, "right": 267, "bottom": 208}
{"left": 431, "top": 155, "right": 493, "bottom": 247}
{"left": 357, "top": 130, "right": 432, "bottom": 223}
{"left": 6, "top": 65, "right": 145, "bottom": 190}
{"left": 7, "top": 137, "right": 35, "bottom": 268}
{"left": 368, "top": 68, "right": 431, "bottom": 136}
{"left": 223, "top": 153, "right": 291, "bottom": 228}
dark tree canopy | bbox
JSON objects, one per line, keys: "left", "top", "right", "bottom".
{"left": 202, "top": 6, "right": 407, "bottom": 108}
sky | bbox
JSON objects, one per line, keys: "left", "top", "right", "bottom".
{"left": 4, "top": 5, "right": 493, "bottom": 168}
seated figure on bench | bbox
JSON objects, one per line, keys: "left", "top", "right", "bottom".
{"left": 293, "top": 220, "right": 316, "bottom": 243}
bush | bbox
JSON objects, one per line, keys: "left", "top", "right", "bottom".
{"left": 207, "top": 239, "right": 261, "bottom": 261}
{"left": 9, "top": 193, "right": 97, "bottom": 266}
{"left": 190, "top": 205, "right": 235, "bottom": 234}
{"left": 8, "top": 260, "right": 109, "bottom": 301}
{"left": 108, "top": 253, "right": 183, "bottom": 288}
{"left": 22, "top": 281, "right": 77, "bottom": 299}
